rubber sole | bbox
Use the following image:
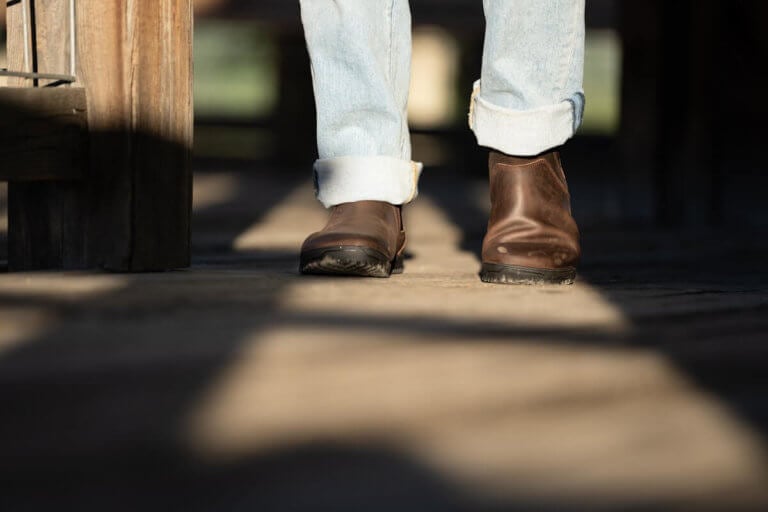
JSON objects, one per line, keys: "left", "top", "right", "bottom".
{"left": 300, "top": 246, "right": 403, "bottom": 278}
{"left": 480, "top": 262, "right": 576, "bottom": 285}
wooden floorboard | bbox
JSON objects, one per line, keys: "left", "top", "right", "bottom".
{"left": 0, "top": 168, "right": 766, "bottom": 511}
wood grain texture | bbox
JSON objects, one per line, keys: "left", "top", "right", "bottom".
{"left": 6, "top": 0, "right": 89, "bottom": 270}
{"left": 77, "top": 0, "right": 194, "bottom": 271}
{"left": 0, "top": 87, "right": 87, "bottom": 182}
{"left": 5, "top": 0, "right": 193, "bottom": 271}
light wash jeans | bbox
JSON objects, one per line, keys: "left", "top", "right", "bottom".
{"left": 299, "top": 0, "right": 585, "bottom": 208}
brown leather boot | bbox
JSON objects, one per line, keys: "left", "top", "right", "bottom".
{"left": 480, "top": 150, "right": 581, "bottom": 285}
{"left": 300, "top": 200, "right": 406, "bottom": 277}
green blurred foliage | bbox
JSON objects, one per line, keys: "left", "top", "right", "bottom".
{"left": 194, "top": 21, "right": 278, "bottom": 118}
{"left": 582, "top": 29, "right": 622, "bottom": 134}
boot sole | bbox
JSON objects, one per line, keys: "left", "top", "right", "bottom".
{"left": 300, "top": 247, "right": 403, "bottom": 278}
{"left": 480, "top": 263, "right": 576, "bottom": 285}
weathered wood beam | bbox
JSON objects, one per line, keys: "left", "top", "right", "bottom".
{"left": 6, "top": 0, "right": 89, "bottom": 270}
{"left": 76, "top": 0, "right": 194, "bottom": 271}
{"left": 0, "top": 87, "right": 87, "bottom": 182}
{"left": 6, "top": 0, "right": 193, "bottom": 271}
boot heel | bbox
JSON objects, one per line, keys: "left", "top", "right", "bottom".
{"left": 480, "top": 263, "right": 576, "bottom": 285}
{"left": 391, "top": 253, "right": 405, "bottom": 274}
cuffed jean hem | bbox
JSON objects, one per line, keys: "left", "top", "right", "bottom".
{"left": 314, "top": 156, "right": 424, "bottom": 208}
{"left": 469, "top": 81, "right": 584, "bottom": 156}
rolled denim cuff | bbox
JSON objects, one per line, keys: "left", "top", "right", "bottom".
{"left": 469, "top": 80, "right": 584, "bottom": 156}
{"left": 314, "top": 156, "right": 424, "bottom": 208}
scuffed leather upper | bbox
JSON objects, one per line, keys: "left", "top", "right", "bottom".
{"left": 301, "top": 201, "right": 405, "bottom": 259}
{"left": 482, "top": 150, "right": 581, "bottom": 270}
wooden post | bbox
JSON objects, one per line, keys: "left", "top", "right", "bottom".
{"left": 5, "top": 0, "right": 193, "bottom": 271}
{"left": 6, "top": 0, "right": 89, "bottom": 270}
{"left": 77, "top": 0, "right": 194, "bottom": 271}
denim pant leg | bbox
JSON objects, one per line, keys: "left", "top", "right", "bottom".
{"left": 299, "top": 0, "right": 423, "bottom": 208}
{"left": 470, "top": 0, "right": 586, "bottom": 156}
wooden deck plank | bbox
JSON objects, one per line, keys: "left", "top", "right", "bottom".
{"left": 0, "top": 171, "right": 766, "bottom": 510}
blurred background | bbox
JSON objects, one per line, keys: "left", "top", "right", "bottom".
{"left": 2, "top": 2, "right": 768, "bottom": 511}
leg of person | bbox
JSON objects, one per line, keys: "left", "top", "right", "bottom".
{"left": 298, "top": 0, "right": 421, "bottom": 277}
{"left": 470, "top": 0, "right": 585, "bottom": 284}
